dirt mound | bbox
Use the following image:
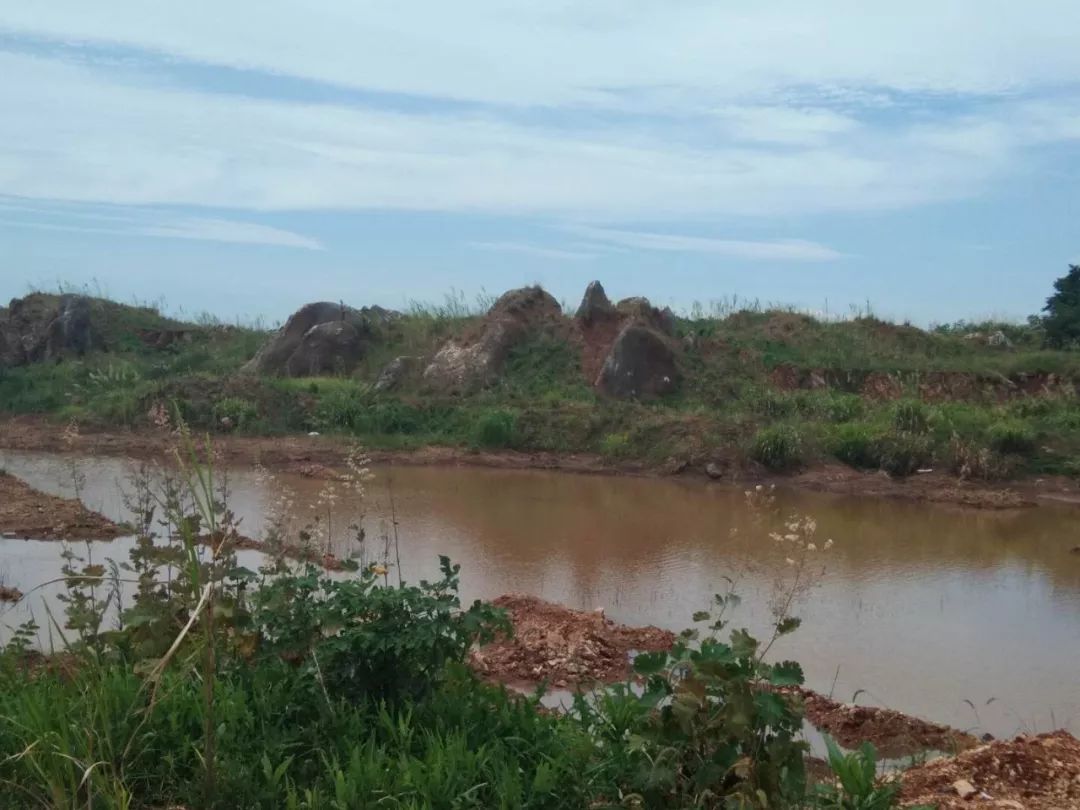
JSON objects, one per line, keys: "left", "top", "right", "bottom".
{"left": 470, "top": 594, "right": 675, "bottom": 687}
{"left": 795, "top": 688, "right": 979, "bottom": 759}
{"left": 0, "top": 472, "right": 123, "bottom": 541}
{"left": 900, "top": 731, "right": 1080, "bottom": 809}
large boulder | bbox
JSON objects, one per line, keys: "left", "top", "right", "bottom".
{"left": 284, "top": 321, "right": 366, "bottom": 377}
{"left": 0, "top": 294, "right": 97, "bottom": 367}
{"left": 575, "top": 280, "right": 615, "bottom": 324}
{"left": 595, "top": 323, "right": 680, "bottom": 399}
{"left": 243, "top": 301, "right": 398, "bottom": 376}
{"left": 423, "top": 286, "right": 562, "bottom": 392}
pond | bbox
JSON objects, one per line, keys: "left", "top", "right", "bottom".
{"left": 1, "top": 449, "right": 1079, "bottom": 741}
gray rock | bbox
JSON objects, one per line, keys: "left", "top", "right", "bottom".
{"left": 374, "top": 356, "right": 415, "bottom": 392}
{"left": 285, "top": 320, "right": 366, "bottom": 377}
{"left": 987, "top": 330, "right": 1012, "bottom": 348}
{"left": 243, "top": 301, "right": 400, "bottom": 376}
{"left": 0, "top": 293, "right": 98, "bottom": 367}
{"left": 705, "top": 462, "right": 724, "bottom": 479}
{"left": 423, "top": 286, "right": 562, "bottom": 392}
{"left": 575, "top": 280, "right": 615, "bottom": 324}
{"left": 595, "top": 323, "right": 680, "bottom": 399}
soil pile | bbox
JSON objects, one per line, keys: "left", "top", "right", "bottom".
{"left": 899, "top": 730, "right": 1080, "bottom": 809}
{"left": 0, "top": 472, "right": 122, "bottom": 541}
{"left": 471, "top": 594, "right": 675, "bottom": 687}
{"left": 795, "top": 688, "right": 979, "bottom": 759}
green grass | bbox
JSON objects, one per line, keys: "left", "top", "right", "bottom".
{"left": 3, "top": 292, "right": 1080, "bottom": 480}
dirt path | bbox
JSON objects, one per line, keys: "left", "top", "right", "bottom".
{"left": 0, "top": 471, "right": 123, "bottom": 541}
{"left": 3, "top": 416, "right": 1077, "bottom": 509}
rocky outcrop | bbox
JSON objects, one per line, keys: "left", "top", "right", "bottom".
{"left": 0, "top": 294, "right": 98, "bottom": 367}
{"left": 575, "top": 281, "right": 615, "bottom": 324}
{"left": 595, "top": 323, "right": 680, "bottom": 399}
{"left": 374, "top": 356, "right": 416, "bottom": 392}
{"left": 244, "top": 301, "right": 399, "bottom": 377}
{"left": 615, "top": 297, "right": 674, "bottom": 336}
{"left": 423, "top": 286, "right": 562, "bottom": 392}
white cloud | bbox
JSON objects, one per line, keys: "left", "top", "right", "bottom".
{"left": 467, "top": 241, "right": 595, "bottom": 261}
{"left": 137, "top": 217, "right": 322, "bottom": 250}
{"left": 3, "top": 1, "right": 1080, "bottom": 109}
{"left": 3, "top": 51, "right": 1078, "bottom": 223}
{"left": 572, "top": 226, "right": 843, "bottom": 261}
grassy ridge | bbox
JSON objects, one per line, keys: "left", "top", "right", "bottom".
{"left": 2, "top": 293, "right": 1080, "bottom": 479}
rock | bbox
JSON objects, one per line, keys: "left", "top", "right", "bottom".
{"left": 1070, "top": 546, "right": 1080, "bottom": 554}
{"left": 615, "top": 296, "right": 675, "bottom": 336}
{"left": 575, "top": 280, "right": 615, "bottom": 324}
{"left": 595, "top": 323, "right": 680, "bottom": 399}
{"left": 992, "top": 801, "right": 1024, "bottom": 810}
{"left": 423, "top": 286, "right": 562, "bottom": 392}
{"left": 374, "top": 356, "right": 416, "bottom": 392}
{"left": 285, "top": 320, "right": 366, "bottom": 377}
{"left": 705, "top": 462, "right": 724, "bottom": 479}
{"left": 243, "top": 301, "right": 398, "bottom": 376}
{"left": 952, "top": 778, "right": 977, "bottom": 799}
{"left": 988, "top": 330, "right": 1012, "bottom": 348}
{"left": 0, "top": 293, "right": 98, "bottom": 366}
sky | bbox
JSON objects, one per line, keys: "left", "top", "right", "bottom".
{"left": 1, "top": 2, "right": 1078, "bottom": 326}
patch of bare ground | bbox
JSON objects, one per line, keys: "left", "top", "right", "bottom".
{"left": 470, "top": 594, "right": 675, "bottom": 688}
{"left": 899, "top": 730, "right": 1080, "bottom": 809}
{"left": 791, "top": 688, "right": 980, "bottom": 760}
{"left": 0, "top": 471, "right": 122, "bottom": 540}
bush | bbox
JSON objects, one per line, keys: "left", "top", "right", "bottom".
{"left": 891, "top": 398, "right": 931, "bottom": 433}
{"left": 822, "top": 392, "right": 865, "bottom": 423}
{"left": 986, "top": 419, "right": 1037, "bottom": 455}
{"left": 875, "top": 430, "right": 933, "bottom": 477}
{"left": 212, "top": 396, "right": 258, "bottom": 429}
{"left": 947, "top": 435, "right": 1016, "bottom": 480}
{"left": 827, "top": 423, "right": 879, "bottom": 468}
{"left": 472, "top": 409, "right": 517, "bottom": 449}
{"left": 751, "top": 424, "right": 804, "bottom": 471}
{"left": 599, "top": 431, "right": 632, "bottom": 458}
{"left": 312, "top": 384, "right": 371, "bottom": 430}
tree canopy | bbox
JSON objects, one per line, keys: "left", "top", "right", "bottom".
{"left": 1043, "top": 264, "right": 1080, "bottom": 348}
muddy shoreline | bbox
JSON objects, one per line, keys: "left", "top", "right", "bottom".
{"left": 0, "top": 470, "right": 123, "bottom": 541}
{"left": 3, "top": 416, "right": 1078, "bottom": 509}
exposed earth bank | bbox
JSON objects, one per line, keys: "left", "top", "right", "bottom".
{"left": 2, "top": 416, "right": 1078, "bottom": 509}
{"left": 0, "top": 469, "right": 122, "bottom": 541}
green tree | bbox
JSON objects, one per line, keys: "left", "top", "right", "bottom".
{"left": 1043, "top": 264, "right": 1080, "bottom": 348}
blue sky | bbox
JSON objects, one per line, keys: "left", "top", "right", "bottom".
{"left": 1, "top": 2, "right": 1078, "bottom": 326}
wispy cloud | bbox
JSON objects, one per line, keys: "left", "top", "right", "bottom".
{"left": 0, "top": 203, "right": 322, "bottom": 250}
{"left": 467, "top": 241, "right": 595, "bottom": 261}
{"left": 573, "top": 226, "right": 843, "bottom": 261}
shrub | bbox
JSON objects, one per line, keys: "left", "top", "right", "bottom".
{"left": 751, "top": 424, "right": 804, "bottom": 471}
{"left": 827, "top": 423, "right": 879, "bottom": 468}
{"left": 891, "top": 398, "right": 930, "bottom": 434}
{"left": 312, "top": 384, "right": 371, "bottom": 430}
{"left": 822, "top": 392, "right": 865, "bottom": 423}
{"left": 472, "top": 409, "right": 517, "bottom": 449}
{"left": 212, "top": 396, "right": 258, "bottom": 429}
{"left": 986, "top": 419, "right": 1037, "bottom": 455}
{"left": 947, "top": 435, "right": 1016, "bottom": 480}
{"left": 875, "top": 431, "right": 933, "bottom": 477}
{"left": 599, "top": 431, "right": 632, "bottom": 458}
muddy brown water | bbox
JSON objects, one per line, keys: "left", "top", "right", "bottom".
{"left": 1, "top": 449, "right": 1079, "bottom": 742}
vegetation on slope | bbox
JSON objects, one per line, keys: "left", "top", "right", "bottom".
{"left": 2, "top": 277, "right": 1080, "bottom": 481}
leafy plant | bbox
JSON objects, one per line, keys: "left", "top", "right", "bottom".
{"left": 472, "top": 409, "right": 517, "bottom": 449}
{"left": 814, "top": 735, "right": 900, "bottom": 810}
{"left": 751, "top": 424, "right": 804, "bottom": 471}
{"left": 986, "top": 419, "right": 1037, "bottom": 455}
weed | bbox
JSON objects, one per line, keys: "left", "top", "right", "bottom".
{"left": 752, "top": 424, "right": 805, "bottom": 471}
{"left": 986, "top": 419, "right": 1037, "bottom": 455}
{"left": 472, "top": 409, "right": 518, "bottom": 449}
